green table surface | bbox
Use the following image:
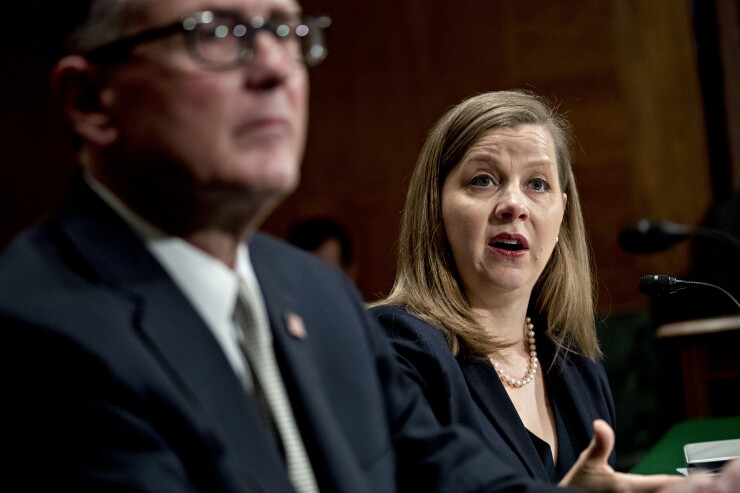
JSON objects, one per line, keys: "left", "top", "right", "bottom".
{"left": 630, "top": 416, "right": 740, "bottom": 475}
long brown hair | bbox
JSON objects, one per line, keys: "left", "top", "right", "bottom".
{"left": 372, "top": 90, "right": 599, "bottom": 361}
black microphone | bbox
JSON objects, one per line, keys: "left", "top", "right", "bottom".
{"left": 638, "top": 274, "right": 688, "bottom": 295}
{"left": 619, "top": 220, "right": 693, "bottom": 253}
{"left": 638, "top": 274, "right": 740, "bottom": 311}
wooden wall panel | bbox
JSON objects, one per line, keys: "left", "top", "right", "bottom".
{"left": 263, "top": 0, "right": 713, "bottom": 313}
{"left": 610, "top": 0, "right": 712, "bottom": 308}
{"left": 265, "top": 0, "right": 709, "bottom": 312}
{"left": 2, "top": 1, "right": 722, "bottom": 315}
{"left": 715, "top": 0, "right": 740, "bottom": 189}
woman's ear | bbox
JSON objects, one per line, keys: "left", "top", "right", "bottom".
{"left": 50, "top": 55, "right": 118, "bottom": 147}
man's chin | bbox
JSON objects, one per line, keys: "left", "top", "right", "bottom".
{"left": 240, "top": 172, "right": 300, "bottom": 208}
{"left": 218, "top": 161, "right": 299, "bottom": 192}
{"left": 250, "top": 170, "right": 300, "bottom": 197}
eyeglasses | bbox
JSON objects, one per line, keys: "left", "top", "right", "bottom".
{"left": 85, "top": 10, "right": 331, "bottom": 69}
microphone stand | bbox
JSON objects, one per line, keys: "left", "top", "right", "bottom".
{"left": 675, "top": 279, "right": 740, "bottom": 312}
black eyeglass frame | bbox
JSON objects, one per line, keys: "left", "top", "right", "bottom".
{"left": 84, "top": 10, "right": 330, "bottom": 68}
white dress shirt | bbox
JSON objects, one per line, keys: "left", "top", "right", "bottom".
{"left": 84, "top": 173, "right": 268, "bottom": 391}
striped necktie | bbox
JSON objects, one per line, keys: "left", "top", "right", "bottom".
{"left": 234, "top": 280, "right": 319, "bottom": 493}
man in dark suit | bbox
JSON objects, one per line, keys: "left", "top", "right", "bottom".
{"left": 0, "top": 0, "right": 729, "bottom": 492}
{"left": 0, "top": 0, "right": 555, "bottom": 490}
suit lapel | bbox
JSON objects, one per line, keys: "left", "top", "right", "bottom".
{"left": 247, "top": 237, "right": 329, "bottom": 416}
{"left": 460, "top": 361, "right": 551, "bottom": 480}
{"left": 58, "top": 179, "right": 293, "bottom": 492}
{"left": 249, "top": 239, "right": 375, "bottom": 492}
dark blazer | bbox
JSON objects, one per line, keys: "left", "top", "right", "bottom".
{"left": 0, "top": 178, "right": 561, "bottom": 493}
{"left": 370, "top": 305, "right": 617, "bottom": 483}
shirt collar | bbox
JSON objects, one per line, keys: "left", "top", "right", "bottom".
{"left": 83, "top": 172, "right": 246, "bottom": 339}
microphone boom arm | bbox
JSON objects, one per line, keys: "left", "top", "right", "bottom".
{"left": 638, "top": 274, "right": 740, "bottom": 313}
{"left": 681, "top": 279, "right": 740, "bottom": 312}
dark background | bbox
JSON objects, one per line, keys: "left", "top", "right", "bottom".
{"left": 2, "top": 0, "right": 739, "bottom": 470}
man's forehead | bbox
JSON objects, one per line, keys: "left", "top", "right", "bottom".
{"left": 141, "top": 0, "right": 302, "bottom": 22}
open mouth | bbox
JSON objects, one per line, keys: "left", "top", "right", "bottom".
{"left": 489, "top": 239, "right": 526, "bottom": 251}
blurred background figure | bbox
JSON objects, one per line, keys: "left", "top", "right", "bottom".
{"left": 689, "top": 191, "right": 740, "bottom": 314}
{"left": 650, "top": 190, "right": 740, "bottom": 325}
{"left": 617, "top": 188, "right": 740, "bottom": 325}
{"left": 618, "top": 189, "right": 740, "bottom": 457}
{"left": 288, "top": 217, "right": 356, "bottom": 278}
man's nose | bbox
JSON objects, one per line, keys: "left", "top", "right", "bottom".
{"left": 244, "top": 31, "right": 297, "bottom": 89}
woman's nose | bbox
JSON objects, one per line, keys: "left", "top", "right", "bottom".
{"left": 494, "top": 189, "right": 528, "bottom": 220}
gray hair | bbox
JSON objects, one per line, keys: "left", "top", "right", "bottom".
{"left": 66, "top": 0, "right": 137, "bottom": 53}
{"left": 38, "top": 0, "right": 141, "bottom": 63}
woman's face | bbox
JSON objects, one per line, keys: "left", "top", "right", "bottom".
{"left": 441, "top": 124, "right": 566, "bottom": 305}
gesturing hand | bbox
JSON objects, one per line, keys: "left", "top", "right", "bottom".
{"left": 559, "top": 419, "right": 685, "bottom": 492}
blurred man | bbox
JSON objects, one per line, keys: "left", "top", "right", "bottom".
{"left": 0, "top": 0, "right": 555, "bottom": 490}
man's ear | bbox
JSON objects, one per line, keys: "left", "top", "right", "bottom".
{"left": 51, "top": 55, "right": 118, "bottom": 147}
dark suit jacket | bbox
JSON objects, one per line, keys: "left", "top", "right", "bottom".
{"left": 370, "top": 305, "right": 617, "bottom": 483}
{"left": 0, "top": 178, "right": 562, "bottom": 493}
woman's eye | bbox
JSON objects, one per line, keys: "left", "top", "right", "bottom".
{"left": 470, "top": 175, "right": 494, "bottom": 187}
{"left": 529, "top": 178, "right": 550, "bottom": 192}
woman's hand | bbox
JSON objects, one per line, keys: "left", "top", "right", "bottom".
{"left": 559, "top": 419, "right": 685, "bottom": 492}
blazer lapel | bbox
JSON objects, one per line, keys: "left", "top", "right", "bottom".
{"left": 461, "top": 361, "right": 551, "bottom": 480}
{"left": 547, "top": 358, "right": 595, "bottom": 457}
{"left": 250, "top": 244, "right": 374, "bottom": 493}
{"left": 58, "top": 179, "right": 293, "bottom": 492}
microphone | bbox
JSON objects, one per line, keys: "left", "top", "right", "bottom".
{"left": 638, "top": 274, "right": 740, "bottom": 311}
{"left": 620, "top": 219, "right": 740, "bottom": 255}
{"left": 619, "top": 220, "right": 693, "bottom": 253}
{"left": 638, "top": 274, "right": 688, "bottom": 295}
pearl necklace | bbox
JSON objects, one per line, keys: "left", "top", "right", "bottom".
{"left": 492, "top": 317, "right": 538, "bottom": 388}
